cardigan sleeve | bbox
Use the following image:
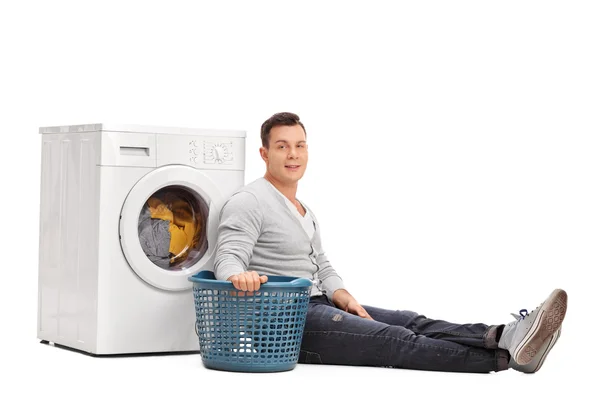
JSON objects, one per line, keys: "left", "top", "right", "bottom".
{"left": 213, "top": 191, "right": 263, "bottom": 281}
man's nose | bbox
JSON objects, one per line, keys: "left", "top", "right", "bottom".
{"left": 288, "top": 147, "right": 298, "bottom": 158}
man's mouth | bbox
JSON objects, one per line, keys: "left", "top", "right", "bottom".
{"left": 285, "top": 165, "right": 300, "bottom": 169}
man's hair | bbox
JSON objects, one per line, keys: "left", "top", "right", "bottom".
{"left": 260, "top": 112, "right": 306, "bottom": 148}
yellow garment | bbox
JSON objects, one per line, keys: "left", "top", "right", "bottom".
{"left": 146, "top": 196, "right": 199, "bottom": 261}
{"left": 170, "top": 196, "right": 198, "bottom": 252}
{"left": 147, "top": 197, "right": 174, "bottom": 222}
{"left": 168, "top": 223, "right": 188, "bottom": 256}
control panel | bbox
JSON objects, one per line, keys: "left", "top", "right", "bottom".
{"left": 187, "top": 140, "right": 234, "bottom": 165}
{"left": 156, "top": 135, "right": 244, "bottom": 170}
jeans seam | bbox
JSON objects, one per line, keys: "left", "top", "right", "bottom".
{"left": 421, "top": 330, "right": 482, "bottom": 339}
{"left": 303, "top": 330, "right": 479, "bottom": 354}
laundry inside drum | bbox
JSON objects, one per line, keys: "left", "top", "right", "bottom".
{"left": 137, "top": 186, "right": 209, "bottom": 270}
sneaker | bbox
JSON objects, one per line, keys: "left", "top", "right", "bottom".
{"left": 498, "top": 288, "right": 567, "bottom": 365}
{"left": 508, "top": 309, "right": 562, "bottom": 373}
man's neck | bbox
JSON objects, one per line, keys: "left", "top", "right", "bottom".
{"left": 264, "top": 173, "right": 298, "bottom": 203}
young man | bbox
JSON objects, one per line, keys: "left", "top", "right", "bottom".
{"left": 213, "top": 112, "right": 567, "bottom": 373}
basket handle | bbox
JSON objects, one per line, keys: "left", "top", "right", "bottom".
{"left": 188, "top": 271, "right": 313, "bottom": 289}
{"left": 260, "top": 276, "right": 313, "bottom": 288}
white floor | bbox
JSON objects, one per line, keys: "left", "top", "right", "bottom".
{"left": 7, "top": 333, "right": 586, "bottom": 400}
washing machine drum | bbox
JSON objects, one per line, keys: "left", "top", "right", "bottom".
{"left": 137, "top": 187, "right": 209, "bottom": 271}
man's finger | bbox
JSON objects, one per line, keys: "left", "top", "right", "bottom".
{"left": 259, "top": 275, "right": 268, "bottom": 284}
{"left": 238, "top": 275, "right": 248, "bottom": 291}
{"left": 251, "top": 272, "right": 261, "bottom": 292}
{"left": 230, "top": 276, "right": 240, "bottom": 291}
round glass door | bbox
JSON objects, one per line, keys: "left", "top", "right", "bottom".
{"left": 120, "top": 165, "right": 224, "bottom": 291}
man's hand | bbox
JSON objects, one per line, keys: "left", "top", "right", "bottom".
{"left": 345, "top": 299, "right": 374, "bottom": 320}
{"left": 227, "top": 271, "right": 268, "bottom": 293}
{"left": 332, "top": 289, "right": 373, "bottom": 320}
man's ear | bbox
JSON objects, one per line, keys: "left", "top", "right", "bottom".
{"left": 259, "top": 147, "right": 268, "bottom": 162}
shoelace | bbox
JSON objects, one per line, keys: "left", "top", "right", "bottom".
{"left": 510, "top": 308, "right": 529, "bottom": 321}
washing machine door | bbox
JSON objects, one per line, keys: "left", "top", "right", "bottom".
{"left": 119, "top": 165, "right": 224, "bottom": 291}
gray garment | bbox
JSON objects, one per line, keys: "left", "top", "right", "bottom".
{"left": 138, "top": 206, "right": 171, "bottom": 269}
{"left": 214, "top": 177, "right": 345, "bottom": 299}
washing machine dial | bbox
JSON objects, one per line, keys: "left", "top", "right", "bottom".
{"left": 203, "top": 141, "right": 233, "bottom": 164}
{"left": 213, "top": 145, "right": 226, "bottom": 162}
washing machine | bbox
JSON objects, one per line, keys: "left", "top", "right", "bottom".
{"left": 37, "top": 123, "right": 245, "bottom": 355}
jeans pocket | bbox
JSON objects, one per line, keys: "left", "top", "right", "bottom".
{"left": 298, "top": 350, "right": 323, "bottom": 364}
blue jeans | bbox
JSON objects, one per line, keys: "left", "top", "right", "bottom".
{"left": 299, "top": 295, "right": 509, "bottom": 373}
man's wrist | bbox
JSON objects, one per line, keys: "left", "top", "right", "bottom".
{"left": 332, "top": 289, "right": 352, "bottom": 309}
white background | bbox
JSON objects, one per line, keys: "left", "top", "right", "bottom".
{"left": 2, "top": 0, "right": 598, "bottom": 398}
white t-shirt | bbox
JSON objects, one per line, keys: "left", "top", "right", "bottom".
{"left": 270, "top": 185, "right": 315, "bottom": 240}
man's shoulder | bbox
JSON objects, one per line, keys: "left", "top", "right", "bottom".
{"left": 223, "top": 178, "right": 271, "bottom": 208}
{"left": 230, "top": 177, "right": 270, "bottom": 198}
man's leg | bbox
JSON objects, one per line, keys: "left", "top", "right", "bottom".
{"left": 301, "top": 288, "right": 567, "bottom": 373}
{"left": 362, "top": 304, "right": 501, "bottom": 349}
{"left": 299, "top": 297, "right": 509, "bottom": 373}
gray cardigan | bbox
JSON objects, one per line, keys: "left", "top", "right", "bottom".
{"left": 213, "top": 177, "right": 345, "bottom": 299}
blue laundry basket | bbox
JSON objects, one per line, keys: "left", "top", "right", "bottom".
{"left": 188, "top": 271, "right": 312, "bottom": 372}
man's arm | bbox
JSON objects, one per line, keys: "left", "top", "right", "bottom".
{"left": 314, "top": 239, "right": 373, "bottom": 320}
{"left": 213, "top": 191, "right": 263, "bottom": 283}
{"left": 317, "top": 252, "right": 374, "bottom": 320}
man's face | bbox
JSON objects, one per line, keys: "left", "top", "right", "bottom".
{"left": 260, "top": 124, "right": 308, "bottom": 185}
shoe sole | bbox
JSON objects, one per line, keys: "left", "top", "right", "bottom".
{"left": 514, "top": 289, "right": 567, "bottom": 365}
{"left": 526, "top": 328, "right": 561, "bottom": 373}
